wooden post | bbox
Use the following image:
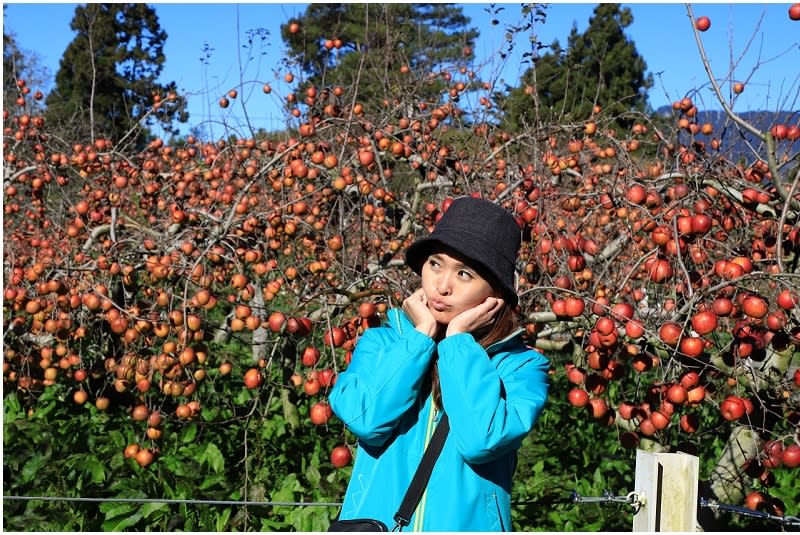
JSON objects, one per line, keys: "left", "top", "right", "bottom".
{"left": 633, "top": 450, "right": 699, "bottom": 532}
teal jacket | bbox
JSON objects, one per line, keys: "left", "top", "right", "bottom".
{"left": 329, "top": 309, "right": 550, "bottom": 531}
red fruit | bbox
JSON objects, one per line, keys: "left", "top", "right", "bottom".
{"left": 626, "top": 184, "right": 646, "bottom": 204}
{"left": 330, "top": 445, "right": 353, "bottom": 468}
{"left": 639, "top": 417, "right": 657, "bottom": 436}
{"left": 763, "top": 440, "right": 784, "bottom": 468}
{"left": 631, "top": 354, "right": 653, "bottom": 373}
{"left": 567, "top": 387, "right": 589, "bottom": 408}
{"left": 267, "top": 311, "right": 286, "bottom": 333}
{"left": 586, "top": 351, "right": 609, "bottom": 371}
{"left": 595, "top": 316, "right": 616, "bottom": 335}
{"left": 687, "top": 385, "right": 706, "bottom": 405}
{"left": 680, "top": 371, "right": 700, "bottom": 389}
{"left": 776, "top": 289, "right": 798, "bottom": 310}
{"left": 695, "top": 16, "right": 711, "bottom": 31}
{"left": 610, "top": 302, "right": 634, "bottom": 321}
{"left": 712, "top": 297, "right": 734, "bottom": 316}
{"left": 124, "top": 444, "right": 141, "bottom": 459}
{"left": 132, "top": 404, "right": 150, "bottom": 421}
{"left": 625, "top": 319, "right": 645, "bottom": 339}
{"left": 136, "top": 448, "right": 155, "bottom": 468}
{"left": 302, "top": 346, "right": 320, "bottom": 367}
{"left": 679, "top": 336, "right": 705, "bottom": 357}
{"left": 293, "top": 317, "right": 313, "bottom": 337}
{"left": 744, "top": 491, "right": 767, "bottom": 511}
{"left": 243, "top": 368, "right": 263, "bottom": 389}
{"left": 617, "top": 401, "right": 636, "bottom": 420}
{"left": 645, "top": 256, "right": 673, "bottom": 283}
{"left": 690, "top": 214, "right": 712, "bottom": 235}
{"left": 551, "top": 299, "right": 567, "bottom": 317}
{"left": 289, "top": 373, "right": 303, "bottom": 387}
{"left": 667, "top": 384, "right": 688, "bottom": 405}
{"left": 650, "top": 410, "right": 671, "bottom": 430}
{"left": 719, "top": 395, "right": 746, "bottom": 421}
{"left": 659, "top": 400, "right": 676, "bottom": 416}
{"left": 586, "top": 397, "right": 608, "bottom": 419}
{"left": 553, "top": 275, "right": 573, "bottom": 290}
{"left": 566, "top": 366, "right": 587, "bottom": 385}
{"left": 772, "top": 124, "right": 789, "bottom": 140}
{"left": 781, "top": 444, "right": 800, "bottom": 468}
{"left": 658, "top": 321, "right": 683, "bottom": 347}
{"left": 651, "top": 226, "right": 672, "bottom": 246}
{"left": 564, "top": 297, "right": 585, "bottom": 317}
{"left": 285, "top": 317, "right": 301, "bottom": 334}
{"left": 741, "top": 294, "right": 769, "bottom": 319}
{"left": 324, "top": 326, "right": 346, "bottom": 347}
{"left": 691, "top": 309, "right": 718, "bottom": 335}
{"left": 680, "top": 413, "right": 699, "bottom": 434}
{"left": 357, "top": 150, "right": 375, "bottom": 166}
{"left": 304, "top": 377, "right": 321, "bottom": 396}
{"left": 358, "top": 301, "right": 377, "bottom": 319}
{"left": 310, "top": 401, "right": 333, "bottom": 425}
{"left": 319, "top": 368, "right": 336, "bottom": 388}
{"left": 766, "top": 311, "right": 787, "bottom": 331}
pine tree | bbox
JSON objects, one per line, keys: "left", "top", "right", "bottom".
{"left": 503, "top": 4, "right": 652, "bottom": 131}
{"left": 280, "top": 3, "right": 479, "bottom": 112}
{"left": 45, "top": 3, "right": 187, "bottom": 145}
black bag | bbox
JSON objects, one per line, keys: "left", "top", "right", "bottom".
{"left": 329, "top": 414, "right": 449, "bottom": 532}
{"left": 328, "top": 518, "right": 388, "bottom": 532}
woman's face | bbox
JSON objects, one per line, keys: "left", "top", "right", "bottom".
{"left": 420, "top": 249, "right": 500, "bottom": 325}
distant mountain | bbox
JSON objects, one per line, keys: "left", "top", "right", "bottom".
{"left": 654, "top": 106, "right": 799, "bottom": 163}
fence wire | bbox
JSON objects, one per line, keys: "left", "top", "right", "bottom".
{"left": 4, "top": 493, "right": 799, "bottom": 528}
{"left": 2, "top": 495, "right": 341, "bottom": 507}
{"left": 699, "top": 497, "right": 800, "bottom": 528}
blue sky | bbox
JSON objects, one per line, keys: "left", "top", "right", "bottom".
{"left": 3, "top": 2, "right": 799, "bottom": 139}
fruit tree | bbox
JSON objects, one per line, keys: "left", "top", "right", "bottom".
{"left": 3, "top": 3, "right": 799, "bottom": 531}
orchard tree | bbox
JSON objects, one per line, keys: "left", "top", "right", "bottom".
{"left": 280, "top": 3, "right": 479, "bottom": 112}
{"left": 503, "top": 3, "right": 653, "bottom": 131}
{"left": 3, "top": 3, "right": 800, "bottom": 532}
{"left": 44, "top": 3, "right": 188, "bottom": 147}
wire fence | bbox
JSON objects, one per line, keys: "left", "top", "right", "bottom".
{"left": 5, "top": 491, "right": 800, "bottom": 528}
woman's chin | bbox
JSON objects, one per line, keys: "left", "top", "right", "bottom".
{"left": 429, "top": 308, "right": 455, "bottom": 325}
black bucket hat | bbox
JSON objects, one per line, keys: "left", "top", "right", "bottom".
{"left": 405, "top": 196, "right": 521, "bottom": 306}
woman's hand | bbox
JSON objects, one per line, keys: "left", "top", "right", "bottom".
{"left": 445, "top": 297, "right": 504, "bottom": 337}
{"left": 403, "top": 288, "right": 439, "bottom": 338}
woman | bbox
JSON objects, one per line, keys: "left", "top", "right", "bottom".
{"left": 329, "top": 196, "right": 550, "bottom": 531}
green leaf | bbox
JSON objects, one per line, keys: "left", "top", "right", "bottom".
{"left": 3, "top": 391, "right": 22, "bottom": 420}
{"left": 179, "top": 422, "right": 198, "bottom": 443}
{"left": 85, "top": 455, "right": 107, "bottom": 484}
{"left": 199, "top": 442, "right": 224, "bottom": 474}
{"left": 99, "top": 501, "right": 137, "bottom": 517}
{"left": 102, "top": 511, "right": 143, "bottom": 531}
{"left": 215, "top": 507, "right": 232, "bottom": 531}
{"left": 20, "top": 456, "right": 46, "bottom": 485}
{"left": 140, "top": 501, "right": 168, "bottom": 519}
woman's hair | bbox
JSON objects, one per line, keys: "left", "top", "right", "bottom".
{"left": 430, "top": 302, "right": 519, "bottom": 410}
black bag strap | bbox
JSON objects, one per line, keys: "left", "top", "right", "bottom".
{"left": 392, "top": 412, "right": 449, "bottom": 531}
